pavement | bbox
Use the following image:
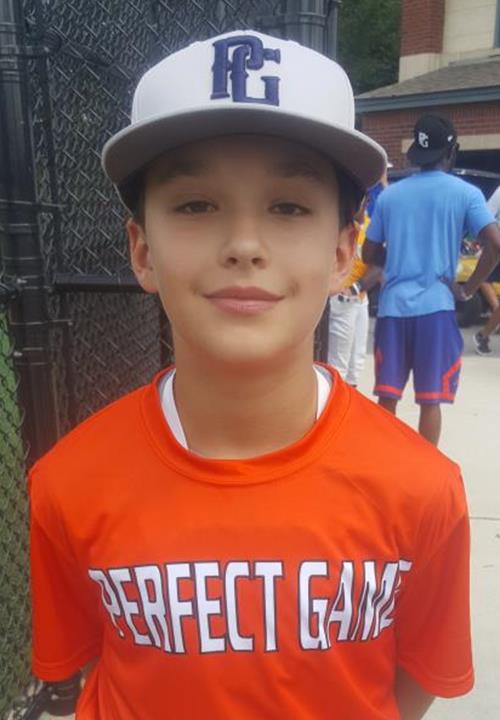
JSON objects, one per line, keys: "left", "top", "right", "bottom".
{"left": 357, "top": 323, "right": 500, "bottom": 719}
{"left": 42, "top": 324, "right": 500, "bottom": 720}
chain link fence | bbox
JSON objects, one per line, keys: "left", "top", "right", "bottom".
{"left": 0, "top": 316, "right": 30, "bottom": 719}
{"left": 0, "top": 1, "right": 336, "bottom": 716}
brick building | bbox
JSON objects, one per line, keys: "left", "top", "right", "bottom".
{"left": 357, "top": 0, "right": 500, "bottom": 172}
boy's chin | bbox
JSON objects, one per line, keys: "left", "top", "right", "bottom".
{"left": 199, "top": 335, "right": 301, "bottom": 370}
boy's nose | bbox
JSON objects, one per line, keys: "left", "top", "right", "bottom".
{"left": 219, "top": 216, "right": 268, "bottom": 269}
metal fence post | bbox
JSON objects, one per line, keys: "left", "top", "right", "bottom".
{"left": 325, "top": 0, "right": 342, "bottom": 58}
{"left": 0, "top": 0, "right": 59, "bottom": 465}
{"left": 280, "top": 0, "right": 331, "bottom": 51}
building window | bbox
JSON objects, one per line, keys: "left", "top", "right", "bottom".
{"left": 496, "top": 0, "right": 500, "bottom": 46}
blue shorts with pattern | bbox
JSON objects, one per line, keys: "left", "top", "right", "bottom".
{"left": 374, "top": 311, "right": 464, "bottom": 405}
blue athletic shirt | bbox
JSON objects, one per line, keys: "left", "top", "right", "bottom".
{"left": 367, "top": 171, "right": 494, "bottom": 318}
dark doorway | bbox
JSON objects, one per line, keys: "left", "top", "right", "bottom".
{"left": 456, "top": 149, "right": 500, "bottom": 174}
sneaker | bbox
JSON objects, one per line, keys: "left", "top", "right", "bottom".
{"left": 474, "top": 331, "right": 492, "bottom": 355}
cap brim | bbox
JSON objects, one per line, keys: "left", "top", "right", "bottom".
{"left": 102, "top": 106, "right": 386, "bottom": 208}
{"left": 407, "top": 141, "right": 447, "bottom": 166}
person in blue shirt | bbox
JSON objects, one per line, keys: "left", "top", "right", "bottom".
{"left": 474, "top": 186, "right": 500, "bottom": 355}
{"left": 363, "top": 113, "right": 500, "bottom": 445}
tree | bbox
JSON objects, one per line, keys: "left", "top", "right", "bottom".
{"left": 338, "top": 0, "right": 402, "bottom": 95}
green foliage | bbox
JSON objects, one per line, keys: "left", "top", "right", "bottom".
{"left": 0, "top": 314, "right": 30, "bottom": 718}
{"left": 338, "top": 0, "right": 402, "bottom": 94}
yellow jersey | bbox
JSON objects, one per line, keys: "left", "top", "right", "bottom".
{"left": 345, "top": 215, "right": 369, "bottom": 292}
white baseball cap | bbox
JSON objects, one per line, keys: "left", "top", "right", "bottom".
{"left": 102, "top": 30, "right": 387, "bottom": 208}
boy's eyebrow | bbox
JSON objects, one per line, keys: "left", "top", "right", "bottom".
{"left": 150, "top": 159, "right": 208, "bottom": 185}
{"left": 150, "top": 157, "right": 331, "bottom": 185}
{"left": 271, "top": 159, "right": 331, "bottom": 184}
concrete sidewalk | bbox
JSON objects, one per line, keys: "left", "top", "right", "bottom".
{"left": 357, "top": 325, "right": 500, "bottom": 719}
{"left": 43, "top": 326, "right": 500, "bottom": 720}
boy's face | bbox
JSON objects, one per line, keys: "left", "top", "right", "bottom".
{"left": 128, "top": 135, "right": 356, "bottom": 368}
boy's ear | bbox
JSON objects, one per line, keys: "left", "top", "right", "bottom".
{"left": 329, "top": 221, "right": 357, "bottom": 296}
{"left": 127, "top": 218, "right": 158, "bottom": 294}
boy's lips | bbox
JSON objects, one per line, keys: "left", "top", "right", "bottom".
{"left": 205, "top": 286, "right": 284, "bottom": 315}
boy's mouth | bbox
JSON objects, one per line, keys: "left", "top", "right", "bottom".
{"left": 205, "top": 286, "right": 284, "bottom": 315}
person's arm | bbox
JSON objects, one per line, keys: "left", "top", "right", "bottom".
{"left": 362, "top": 239, "right": 386, "bottom": 268}
{"left": 343, "top": 264, "right": 382, "bottom": 297}
{"left": 460, "top": 222, "right": 500, "bottom": 298}
{"left": 359, "top": 264, "right": 383, "bottom": 292}
{"left": 446, "top": 187, "right": 500, "bottom": 300}
{"left": 395, "top": 667, "right": 435, "bottom": 719}
{"left": 362, "top": 192, "right": 386, "bottom": 268}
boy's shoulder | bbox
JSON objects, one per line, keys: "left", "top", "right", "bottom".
{"left": 30, "top": 372, "right": 465, "bottom": 530}
{"left": 347, "top": 385, "right": 459, "bottom": 473}
{"left": 30, "top": 381, "right": 149, "bottom": 497}
{"left": 341, "top": 387, "right": 464, "bottom": 510}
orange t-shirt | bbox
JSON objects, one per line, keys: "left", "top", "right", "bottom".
{"left": 30, "top": 367, "right": 473, "bottom": 720}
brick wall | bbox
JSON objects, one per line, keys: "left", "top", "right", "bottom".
{"left": 361, "top": 102, "right": 500, "bottom": 167}
{"left": 400, "top": 0, "right": 445, "bottom": 56}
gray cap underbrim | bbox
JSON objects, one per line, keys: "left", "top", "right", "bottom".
{"left": 102, "top": 106, "right": 386, "bottom": 209}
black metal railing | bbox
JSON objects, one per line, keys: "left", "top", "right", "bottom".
{"left": 0, "top": 1, "right": 337, "bottom": 716}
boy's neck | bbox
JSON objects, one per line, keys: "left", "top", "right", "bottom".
{"left": 172, "top": 345, "right": 319, "bottom": 459}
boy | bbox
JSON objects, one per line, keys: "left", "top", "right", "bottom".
{"left": 363, "top": 113, "right": 500, "bottom": 445}
{"left": 30, "top": 32, "right": 474, "bottom": 719}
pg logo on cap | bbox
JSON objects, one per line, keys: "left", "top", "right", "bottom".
{"left": 418, "top": 132, "right": 429, "bottom": 148}
{"left": 211, "top": 35, "right": 281, "bottom": 106}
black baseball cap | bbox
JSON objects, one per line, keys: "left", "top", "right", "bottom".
{"left": 407, "top": 113, "right": 458, "bottom": 166}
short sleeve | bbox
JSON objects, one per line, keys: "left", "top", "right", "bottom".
{"left": 396, "top": 469, "right": 473, "bottom": 698}
{"left": 464, "top": 184, "right": 495, "bottom": 238}
{"left": 30, "top": 466, "right": 102, "bottom": 681}
{"left": 365, "top": 194, "right": 385, "bottom": 244}
{"left": 487, "top": 185, "right": 500, "bottom": 217}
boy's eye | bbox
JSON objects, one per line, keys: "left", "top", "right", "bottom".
{"left": 175, "top": 200, "right": 217, "bottom": 214}
{"left": 270, "top": 203, "right": 310, "bottom": 216}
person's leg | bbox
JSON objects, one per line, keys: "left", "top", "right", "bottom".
{"left": 477, "top": 303, "right": 500, "bottom": 339}
{"left": 346, "top": 298, "right": 369, "bottom": 387}
{"left": 379, "top": 397, "right": 398, "bottom": 415}
{"left": 327, "top": 296, "right": 356, "bottom": 379}
{"left": 482, "top": 304, "right": 500, "bottom": 335}
{"left": 479, "top": 282, "right": 499, "bottom": 313}
{"left": 373, "top": 316, "right": 410, "bottom": 414}
{"left": 418, "top": 405, "right": 442, "bottom": 446}
{"left": 413, "top": 312, "right": 463, "bottom": 446}
{"left": 475, "top": 270, "right": 500, "bottom": 353}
